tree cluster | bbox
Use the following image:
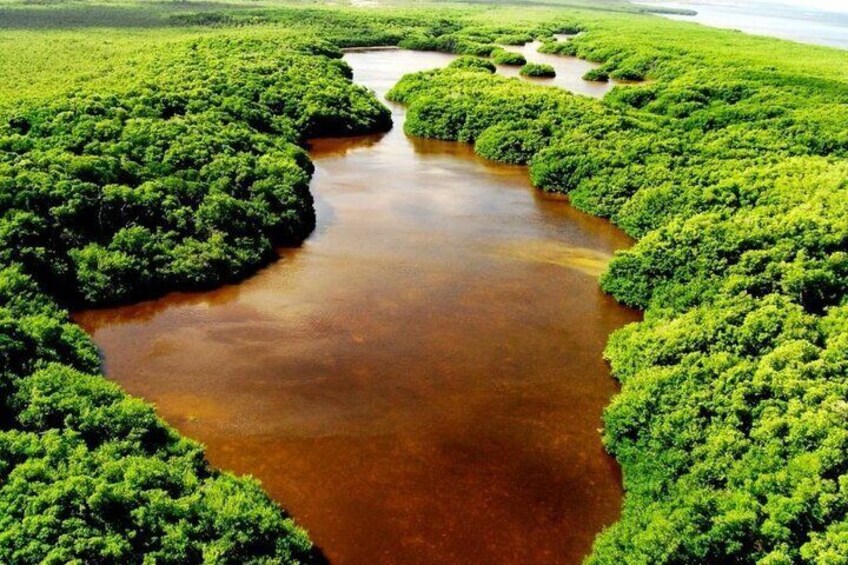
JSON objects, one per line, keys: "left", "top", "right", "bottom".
{"left": 0, "top": 35, "right": 392, "bottom": 562}
{"left": 520, "top": 63, "right": 556, "bottom": 78}
{"left": 387, "top": 21, "right": 848, "bottom": 563}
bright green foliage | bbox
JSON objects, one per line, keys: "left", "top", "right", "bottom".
{"left": 491, "top": 48, "right": 526, "bottom": 66}
{"left": 0, "top": 30, "right": 393, "bottom": 562}
{"left": 387, "top": 65, "right": 604, "bottom": 144}
{"left": 552, "top": 22, "right": 585, "bottom": 35}
{"left": 4, "top": 0, "right": 848, "bottom": 562}
{"left": 539, "top": 40, "right": 578, "bottom": 56}
{"left": 399, "top": 33, "right": 497, "bottom": 57}
{"left": 0, "top": 5, "right": 493, "bottom": 108}
{"left": 496, "top": 33, "right": 533, "bottom": 45}
{"left": 387, "top": 12, "right": 848, "bottom": 563}
{"left": 448, "top": 56, "right": 497, "bottom": 73}
{"left": 582, "top": 67, "right": 610, "bottom": 81}
{"left": 1, "top": 38, "right": 390, "bottom": 305}
{"left": 398, "top": 21, "right": 563, "bottom": 58}
{"left": 520, "top": 62, "right": 556, "bottom": 77}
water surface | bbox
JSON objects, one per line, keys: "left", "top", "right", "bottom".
{"left": 635, "top": 0, "right": 848, "bottom": 49}
{"left": 501, "top": 40, "right": 618, "bottom": 97}
{"left": 76, "top": 49, "right": 639, "bottom": 564}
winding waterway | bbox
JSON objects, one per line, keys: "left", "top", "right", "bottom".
{"left": 75, "top": 49, "right": 640, "bottom": 564}
{"left": 499, "top": 39, "right": 621, "bottom": 96}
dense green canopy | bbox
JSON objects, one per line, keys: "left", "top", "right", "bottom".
{"left": 1, "top": 0, "right": 848, "bottom": 562}
{"left": 0, "top": 35, "right": 391, "bottom": 563}
{"left": 388, "top": 18, "right": 848, "bottom": 563}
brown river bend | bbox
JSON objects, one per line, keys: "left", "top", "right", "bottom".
{"left": 76, "top": 49, "right": 640, "bottom": 564}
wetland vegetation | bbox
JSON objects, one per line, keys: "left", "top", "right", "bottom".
{"left": 0, "top": 0, "right": 847, "bottom": 562}
{"left": 520, "top": 62, "right": 557, "bottom": 77}
{"left": 388, "top": 10, "right": 848, "bottom": 564}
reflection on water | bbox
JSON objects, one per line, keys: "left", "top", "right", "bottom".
{"left": 75, "top": 49, "right": 640, "bottom": 564}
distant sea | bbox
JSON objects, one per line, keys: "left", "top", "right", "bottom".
{"left": 633, "top": 0, "right": 848, "bottom": 49}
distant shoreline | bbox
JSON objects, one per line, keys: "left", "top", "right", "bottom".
{"left": 631, "top": 2, "right": 697, "bottom": 16}
{"left": 631, "top": 0, "right": 848, "bottom": 50}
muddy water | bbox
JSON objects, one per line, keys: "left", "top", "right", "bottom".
{"left": 500, "top": 40, "right": 619, "bottom": 97}
{"left": 76, "top": 50, "right": 640, "bottom": 564}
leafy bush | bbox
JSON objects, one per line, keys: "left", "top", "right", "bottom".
{"left": 491, "top": 48, "right": 526, "bottom": 66}
{"left": 538, "top": 40, "right": 578, "bottom": 56}
{"left": 520, "top": 63, "right": 556, "bottom": 77}
{"left": 496, "top": 33, "right": 532, "bottom": 45}
{"left": 448, "top": 56, "right": 496, "bottom": 73}
{"left": 583, "top": 67, "right": 610, "bottom": 82}
{"left": 399, "top": 33, "right": 496, "bottom": 57}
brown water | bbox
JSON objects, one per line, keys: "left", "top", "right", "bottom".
{"left": 75, "top": 50, "right": 639, "bottom": 564}
{"left": 500, "top": 40, "right": 619, "bottom": 96}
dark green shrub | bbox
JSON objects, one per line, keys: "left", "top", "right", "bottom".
{"left": 520, "top": 63, "right": 556, "bottom": 78}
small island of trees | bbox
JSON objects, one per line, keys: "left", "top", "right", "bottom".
{"left": 520, "top": 62, "right": 556, "bottom": 77}
{"left": 491, "top": 48, "right": 526, "bottom": 66}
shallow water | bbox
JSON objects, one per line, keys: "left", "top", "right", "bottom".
{"left": 501, "top": 40, "right": 618, "bottom": 97}
{"left": 76, "top": 49, "right": 639, "bottom": 564}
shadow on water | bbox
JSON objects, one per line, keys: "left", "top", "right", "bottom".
{"left": 307, "top": 545, "right": 331, "bottom": 565}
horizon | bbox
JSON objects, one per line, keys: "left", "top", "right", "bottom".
{"left": 637, "top": 0, "right": 848, "bottom": 15}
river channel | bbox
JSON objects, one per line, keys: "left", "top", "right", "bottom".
{"left": 75, "top": 48, "right": 640, "bottom": 564}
